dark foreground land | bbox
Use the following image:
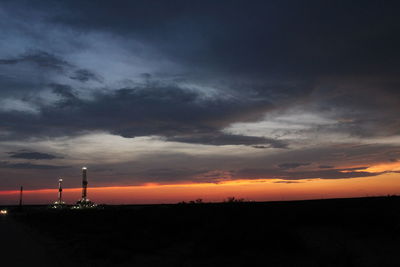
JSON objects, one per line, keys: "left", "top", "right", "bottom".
{"left": 2, "top": 196, "right": 400, "bottom": 267}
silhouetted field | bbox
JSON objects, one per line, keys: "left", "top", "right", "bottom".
{"left": 5, "top": 196, "right": 400, "bottom": 266}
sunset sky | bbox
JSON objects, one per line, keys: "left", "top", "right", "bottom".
{"left": 1, "top": 0, "right": 400, "bottom": 204}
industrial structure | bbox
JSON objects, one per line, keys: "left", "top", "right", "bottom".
{"left": 82, "top": 166, "right": 88, "bottom": 199}
{"left": 74, "top": 167, "right": 97, "bottom": 209}
{"left": 52, "top": 178, "right": 66, "bottom": 208}
{"left": 46, "top": 167, "right": 98, "bottom": 209}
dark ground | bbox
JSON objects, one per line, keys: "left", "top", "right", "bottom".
{"left": 2, "top": 196, "right": 400, "bottom": 267}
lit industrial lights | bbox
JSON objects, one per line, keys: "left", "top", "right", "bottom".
{"left": 49, "top": 167, "right": 97, "bottom": 209}
{"left": 74, "top": 166, "right": 97, "bottom": 209}
{"left": 52, "top": 178, "right": 66, "bottom": 209}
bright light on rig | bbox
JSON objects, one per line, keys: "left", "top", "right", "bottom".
{"left": 0, "top": 209, "right": 8, "bottom": 215}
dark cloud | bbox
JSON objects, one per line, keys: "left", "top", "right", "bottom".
{"left": 49, "top": 83, "right": 81, "bottom": 108}
{"left": 0, "top": 85, "right": 278, "bottom": 145}
{"left": 0, "top": 1, "right": 399, "bottom": 141}
{"left": 8, "top": 151, "right": 59, "bottom": 160}
{"left": 235, "top": 167, "right": 384, "bottom": 181}
{"left": 273, "top": 181, "right": 302, "bottom": 184}
{"left": 50, "top": 83, "right": 77, "bottom": 100}
{"left": 69, "top": 69, "right": 102, "bottom": 83}
{"left": 30, "top": 0, "right": 398, "bottom": 77}
{"left": 166, "top": 133, "right": 287, "bottom": 148}
{"left": 309, "top": 79, "right": 400, "bottom": 138}
{"left": 278, "top": 163, "right": 311, "bottom": 169}
{"left": 252, "top": 145, "right": 273, "bottom": 149}
{"left": 0, "top": 50, "right": 71, "bottom": 71}
{"left": 319, "top": 165, "right": 334, "bottom": 169}
{"left": 0, "top": 161, "right": 69, "bottom": 170}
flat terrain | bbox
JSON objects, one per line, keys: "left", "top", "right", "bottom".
{"left": 3, "top": 196, "right": 400, "bottom": 266}
{"left": 0, "top": 215, "right": 55, "bottom": 267}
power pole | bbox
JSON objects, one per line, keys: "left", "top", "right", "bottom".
{"left": 19, "top": 186, "right": 23, "bottom": 207}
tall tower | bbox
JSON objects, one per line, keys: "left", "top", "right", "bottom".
{"left": 74, "top": 166, "right": 96, "bottom": 209}
{"left": 53, "top": 178, "right": 66, "bottom": 208}
{"left": 82, "top": 167, "right": 88, "bottom": 200}
{"left": 58, "top": 178, "right": 63, "bottom": 203}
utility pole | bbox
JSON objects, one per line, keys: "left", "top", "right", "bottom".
{"left": 19, "top": 186, "right": 23, "bottom": 208}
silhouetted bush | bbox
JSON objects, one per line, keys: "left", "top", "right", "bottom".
{"left": 224, "top": 196, "right": 245, "bottom": 203}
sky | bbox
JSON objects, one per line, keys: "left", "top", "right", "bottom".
{"left": 1, "top": 0, "right": 400, "bottom": 204}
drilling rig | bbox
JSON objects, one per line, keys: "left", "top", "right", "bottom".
{"left": 74, "top": 167, "right": 97, "bottom": 209}
{"left": 52, "top": 178, "right": 66, "bottom": 208}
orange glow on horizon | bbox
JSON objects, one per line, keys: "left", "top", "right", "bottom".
{"left": 0, "top": 178, "right": 281, "bottom": 195}
{"left": 1, "top": 173, "right": 400, "bottom": 205}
